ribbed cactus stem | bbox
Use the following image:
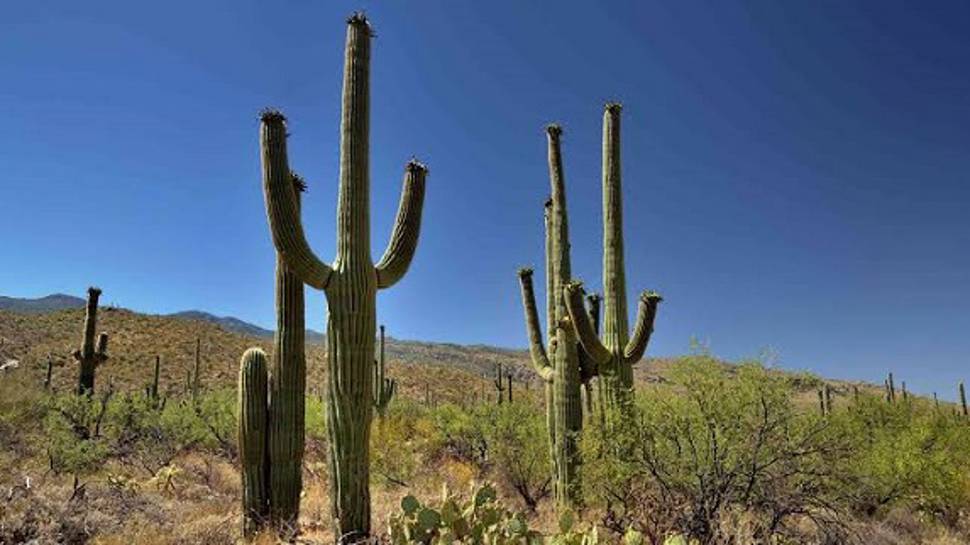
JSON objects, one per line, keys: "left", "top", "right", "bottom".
{"left": 239, "top": 348, "right": 270, "bottom": 538}
{"left": 268, "top": 173, "right": 307, "bottom": 535}
{"left": 259, "top": 13, "right": 428, "bottom": 541}
{"left": 888, "top": 373, "right": 896, "bottom": 403}
{"left": 372, "top": 325, "right": 396, "bottom": 417}
{"left": 960, "top": 381, "right": 967, "bottom": 417}
{"left": 73, "top": 287, "right": 108, "bottom": 395}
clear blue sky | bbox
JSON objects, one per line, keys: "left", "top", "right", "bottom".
{"left": 2, "top": 1, "right": 969, "bottom": 397}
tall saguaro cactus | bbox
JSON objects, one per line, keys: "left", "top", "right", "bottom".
{"left": 563, "top": 104, "right": 663, "bottom": 427}
{"left": 517, "top": 125, "right": 591, "bottom": 507}
{"left": 372, "top": 325, "right": 395, "bottom": 417}
{"left": 73, "top": 287, "right": 109, "bottom": 395}
{"left": 238, "top": 348, "right": 270, "bottom": 538}
{"left": 260, "top": 14, "right": 427, "bottom": 541}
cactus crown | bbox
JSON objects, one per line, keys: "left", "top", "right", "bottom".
{"left": 406, "top": 158, "right": 428, "bottom": 174}
{"left": 586, "top": 293, "right": 602, "bottom": 303}
{"left": 259, "top": 108, "right": 287, "bottom": 123}
{"left": 347, "top": 12, "right": 374, "bottom": 35}
{"left": 641, "top": 290, "right": 663, "bottom": 303}
{"left": 517, "top": 267, "right": 534, "bottom": 278}
{"left": 605, "top": 102, "right": 623, "bottom": 114}
{"left": 564, "top": 280, "right": 584, "bottom": 293}
{"left": 87, "top": 286, "right": 102, "bottom": 297}
{"left": 545, "top": 123, "right": 563, "bottom": 137}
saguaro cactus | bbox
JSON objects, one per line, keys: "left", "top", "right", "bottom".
{"left": 268, "top": 174, "right": 308, "bottom": 534}
{"left": 960, "top": 381, "right": 967, "bottom": 417}
{"left": 260, "top": 14, "right": 427, "bottom": 541}
{"left": 516, "top": 124, "right": 593, "bottom": 507}
{"left": 492, "top": 362, "right": 507, "bottom": 404}
{"left": 563, "top": 104, "right": 663, "bottom": 426}
{"left": 372, "top": 325, "right": 395, "bottom": 417}
{"left": 238, "top": 348, "right": 270, "bottom": 538}
{"left": 73, "top": 287, "right": 109, "bottom": 395}
{"left": 149, "top": 355, "right": 161, "bottom": 401}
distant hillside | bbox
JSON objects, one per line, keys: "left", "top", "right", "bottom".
{"left": 0, "top": 293, "right": 85, "bottom": 313}
{"left": 0, "top": 295, "right": 887, "bottom": 408}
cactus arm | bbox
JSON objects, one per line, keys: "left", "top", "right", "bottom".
{"left": 623, "top": 291, "right": 662, "bottom": 365}
{"left": 578, "top": 293, "right": 602, "bottom": 383}
{"left": 564, "top": 281, "right": 611, "bottom": 366}
{"left": 260, "top": 110, "right": 333, "bottom": 291}
{"left": 95, "top": 333, "right": 109, "bottom": 365}
{"left": 517, "top": 268, "right": 554, "bottom": 382}
{"left": 375, "top": 161, "right": 428, "bottom": 289}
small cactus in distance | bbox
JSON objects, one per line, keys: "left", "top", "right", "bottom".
{"left": 492, "top": 362, "right": 507, "bottom": 404}
{"left": 960, "top": 381, "right": 967, "bottom": 417}
{"left": 73, "top": 287, "right": 109, "bottom": 395}
{"left": 372, "top": 325, "right": 396, "bottom": 417}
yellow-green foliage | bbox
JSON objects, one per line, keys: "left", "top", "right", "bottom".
{"left": 582, "top": 354, "right": 970, "bottom": 543}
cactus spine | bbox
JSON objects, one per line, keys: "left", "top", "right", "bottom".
{"left": 259, "top": 14, "right": 427, "bottom": 541}
{"left": 517, "top": 124, "right": 590, "bottom": 508}
{"left": 73, "top": 287, "right": 109, "bottom": 395}
{"left": 372, "top": 325, "right": 395, "bottom": 417}
{"left": 563, "top": 104, "right": 662, "bottom": 428}
{"left": 238, "top": 348, "right": 270, "bottom": 538}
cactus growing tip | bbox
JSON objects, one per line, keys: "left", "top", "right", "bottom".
{"left": 87, "top": 286, "right": 102, "bottom": 296}
{"left": 545, "top": 123, "right": 563, "bottom": 137}
{"left": 605, "top": 102, "right": 623, "bottom": 114}
{"left": 259, "top": 108, "right": 286, "bottom": 123}
{"left": 641, "top": 290, "right": 663, "bottom": 303}
{"left": 406, "top": 158, "right": 428, "bottom": 173}
{"left": 517, "top": 267, "right": 534, "bottom": 278}
{"left": 347, "top": 12, "right": 374, "bottom": 33}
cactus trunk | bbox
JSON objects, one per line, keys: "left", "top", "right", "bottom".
{"left": 260, "top": 14, "right": 428, "bottom": 541}
{"left": 239, "top": 348, "right": 270, "bottom": 538}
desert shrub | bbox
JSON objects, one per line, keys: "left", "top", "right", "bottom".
{"left": 431, "top": 403, "right": 489, "bottom": 467}
{"left": 372, "top": 399, "right": 436, "bottom": 487}
{"left": 583, "top": 356, "right": 851, "bottom": 545}
{"left": 44, "top": 393, "right": 111, "bottom": 487}
{"left": 479, "top": 401, "right": 551, "bottom": 511}
{"left": 837, "top": 395, "right": 970, "bottom": 523}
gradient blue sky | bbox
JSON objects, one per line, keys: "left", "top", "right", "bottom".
{"left": 2, "top": 1, "right": 969, "bottom": 397}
